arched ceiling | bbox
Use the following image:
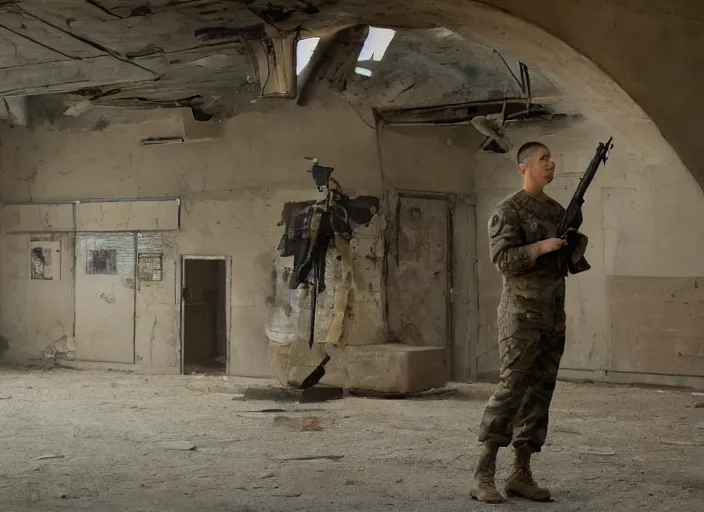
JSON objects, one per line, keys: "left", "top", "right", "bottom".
{"left": 0, "top": 1, "right": 565, "bottom": 126}
{"left": 0, "top": 0, "right": 699, "bottom": 187}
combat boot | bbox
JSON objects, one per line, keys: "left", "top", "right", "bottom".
{"left": 504, "top": 446, "right": 552, "bottom": 501}
{"left": 470, "top": 442, "right": 505, "bottom": 503}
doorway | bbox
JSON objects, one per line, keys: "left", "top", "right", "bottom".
{"left": 75, "top": 233, "right": 137, "bottom": 363}
{"left": 180, "top": 257, "right": 229, "bottom": 374}
{"left": 386, "top": 194, "right": 452, "bottom": 378}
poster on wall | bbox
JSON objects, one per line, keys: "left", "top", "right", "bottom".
{"left": 29, "top": 235, "right": 61, "bottom": 281}
{"left": 138, "top": 253, "right": 163, "bottom": 282}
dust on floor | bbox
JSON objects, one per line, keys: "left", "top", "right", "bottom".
{"left": 0, "top": 366, "right": 702, "bottom": 511}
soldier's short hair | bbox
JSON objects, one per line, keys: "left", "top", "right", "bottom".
{"left": 516, "top": 141, "right": 548, "bottom": 166}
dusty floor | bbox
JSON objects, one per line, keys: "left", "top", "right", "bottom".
{"left": 0, "top": 366, "right": 703, "bottom": 511}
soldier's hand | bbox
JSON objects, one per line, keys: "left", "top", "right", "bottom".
{"left": 563, "top": 227, "right": 588, "bottom": 245}
{"left": 563, "top": 228, "right": 589, "bottom": 261}
{"left": 539, "top": 237, "right": 568, "bottom": 255}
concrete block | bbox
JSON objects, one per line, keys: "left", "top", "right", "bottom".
{"left": 269, "top": 342, "right": 447, "bottom": 394}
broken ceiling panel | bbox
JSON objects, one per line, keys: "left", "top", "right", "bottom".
{"left": 246, "top": 0, "right": 322, "bottom": 26}
{"left": 0, "top": 2, "right": 567, "bottom": 121}
{"left": 131, "top": 43, "right": 250, "bottom": 75}
{"left": 23, "top": 93, "right": 185, "bottom": 130}
{"left": 0, "top": 11, "right": 105, "bottom": 59}
{"left": 346, "top": 28, "right": 561, "bottom": 109}
{"left": 243, "top": 27, "right": 299, "bottom": 98}
{"left": 0, "top": 25, "right": 65, "bottom": 67}
{"left": 92, "top": 0, "right": 263, "bottom": 28}
{"left": 82, "top": 0, "right": 173, "bottom": 19}
{"left": 297, "top": 24, "right": 369, "bottom": 106}
{"left": 15, "top": 6, "right": 215, "bottom": 57}
{"left": 168, "top": 0, "right": 264, "bottom": 29}
{"left": 0, "top": 57, "right": 156, "bottom": 96}
{"left": 13, "top": 1, "right": 119, "bottom": 24}
{"left": 375, "top": 99, "right": 563, "bottom": 125}
{"left": 92, "top": 55, "right": 254, "bottom": 108}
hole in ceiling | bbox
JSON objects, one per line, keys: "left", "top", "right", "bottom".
{"left": 355, "top": 27, "right": 396, "bottom": 77}
{"left": 296, "top": 37, "right": 320, "bottom": 75}
{"left": 354, "top": 67, "right": 372, "bottom": 77}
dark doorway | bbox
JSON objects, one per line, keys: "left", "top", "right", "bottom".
{"left": 181, "top": 258, "right": 228, "bottom": 374}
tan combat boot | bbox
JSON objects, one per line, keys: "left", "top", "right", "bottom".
{"left": 504, "top": 446, "right": 552, "bottom": 501}
{"left": 470, "top": 442, "right": 505, "bottom": 503}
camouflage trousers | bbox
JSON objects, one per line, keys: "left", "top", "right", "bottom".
{"left": 477, "top": 327, "right": 566, "bottom": 452}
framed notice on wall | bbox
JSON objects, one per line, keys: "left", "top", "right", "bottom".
{"left": 138, "top": 253, "right": 163, "bottom": 282}
{"left": 29, "top": 237, "right": 61, "bottom": 281}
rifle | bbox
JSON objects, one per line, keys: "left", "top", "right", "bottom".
{"left": 544, "top": 137, "right": 614, "bottom": 276}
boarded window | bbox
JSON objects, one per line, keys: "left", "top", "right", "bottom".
{"left": 138, "top": 253, "right": 163, "bottom": 282}
{"left": 87, "top": 249, "right": 118, "bottom": 275}
{"left": 31, "top": 247, "right": 53, "bottom": 280}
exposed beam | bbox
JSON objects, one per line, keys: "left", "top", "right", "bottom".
{"left": 296, "top": 24, "right": 369, "bottom": 107}
{"left": 242, "top": 25, "right": 298, "bottom": 98}
{"left": 0, "top": 11, "right": 104, "bottom": 59}
{"left": 246, "top": 0, "right": 320, "bottom": 28}
{"left": 15, "top": 5, "right": 159, "bottom": 77}
{"left": 0, "top": 56, "right": 155, "bottom": 96}
{"left": 84, "top": 0, "right": 123, "bottom": 19}
{"left": 375, "top": 96, "right": 563, "bottom": 126}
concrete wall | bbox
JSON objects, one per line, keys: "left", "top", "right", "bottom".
{"left": 474, "top": 118, "right": 704, "bottom": 387}
{"left": 377, "top": 125, "right": 481, "bottom": 380}
{"left": 0, "top": 105, "right": 381, "bottom": 377}
{"left": 1, "top": 105, "right": 703, "bottom": 387}
{"left": 263, "top": 121, "right": 482, "bottom": 390}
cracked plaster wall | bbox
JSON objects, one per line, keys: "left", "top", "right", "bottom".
{"left": 474, "top": 117, "right": 704, "bottom": 386}
{"left": 0, "top": 103, "right": 703, "bottom": 386}
{"left": 0, "top": 104, "right": 382, "bottom": 376}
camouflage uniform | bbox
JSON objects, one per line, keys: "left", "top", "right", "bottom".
{"left": 478, "top": 189, "right": 589, "bottom": 453}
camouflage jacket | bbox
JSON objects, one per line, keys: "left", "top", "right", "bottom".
{"left": 488, "top": 189, "right": 590, "bottom": 331}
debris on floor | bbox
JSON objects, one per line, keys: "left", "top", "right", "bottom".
{"left": 274, "top": 454, "right": 345, "bottom": 462}
{"left": 349, "top": 386, "right": 457, "bottom": 399}
{"left": 155, "top": 441, "right": 197, "bottom": 451}
{"left": 271, "top": 490, "right": 302, "bottom": 498}
{"left": 3, "top": 369, "right": 704, "bottom": 511}
{"left": 243, "top": 385, "right": 344, "bottom": 403}
{"left": 34, "top": 454, "right": 65, "bottom": 461}
{"left": 577, "top": 447, "right": 616, "bottom": 456}
{"left": 660, "top": 439, "right": 704, "bottom": 447}
{"left": 273, "top": 415, "right": 324, "bottom": 432}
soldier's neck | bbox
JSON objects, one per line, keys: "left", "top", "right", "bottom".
{"left": 522, "top": 182, "right": 546, "bottom": 200}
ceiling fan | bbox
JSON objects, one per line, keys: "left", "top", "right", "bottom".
{"left": 469, "top": 52, "right": 564, "bottom": 154}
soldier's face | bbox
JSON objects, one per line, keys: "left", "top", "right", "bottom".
{"left": 525, "top": 146, "right": 555, "bottom": 186}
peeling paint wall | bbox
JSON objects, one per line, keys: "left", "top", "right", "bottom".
{"left": 377, "top": 124, "right": 481, "bottom": 381}
{"left": 0, "top": 105, "right": 381, "bottom": 377}
{"left": 0, "top": 233, "right": 74, "bottom": 361}
{"left": 0, "top": 103, "right": 703, "bottom": 387}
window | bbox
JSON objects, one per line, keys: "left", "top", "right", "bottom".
{"left": 87, "top": 249, "right": 117, "bottom": 275}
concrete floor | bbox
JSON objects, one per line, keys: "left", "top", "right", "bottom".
{"left": 0, "top": 367, "right": 702, "bottom": 511}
